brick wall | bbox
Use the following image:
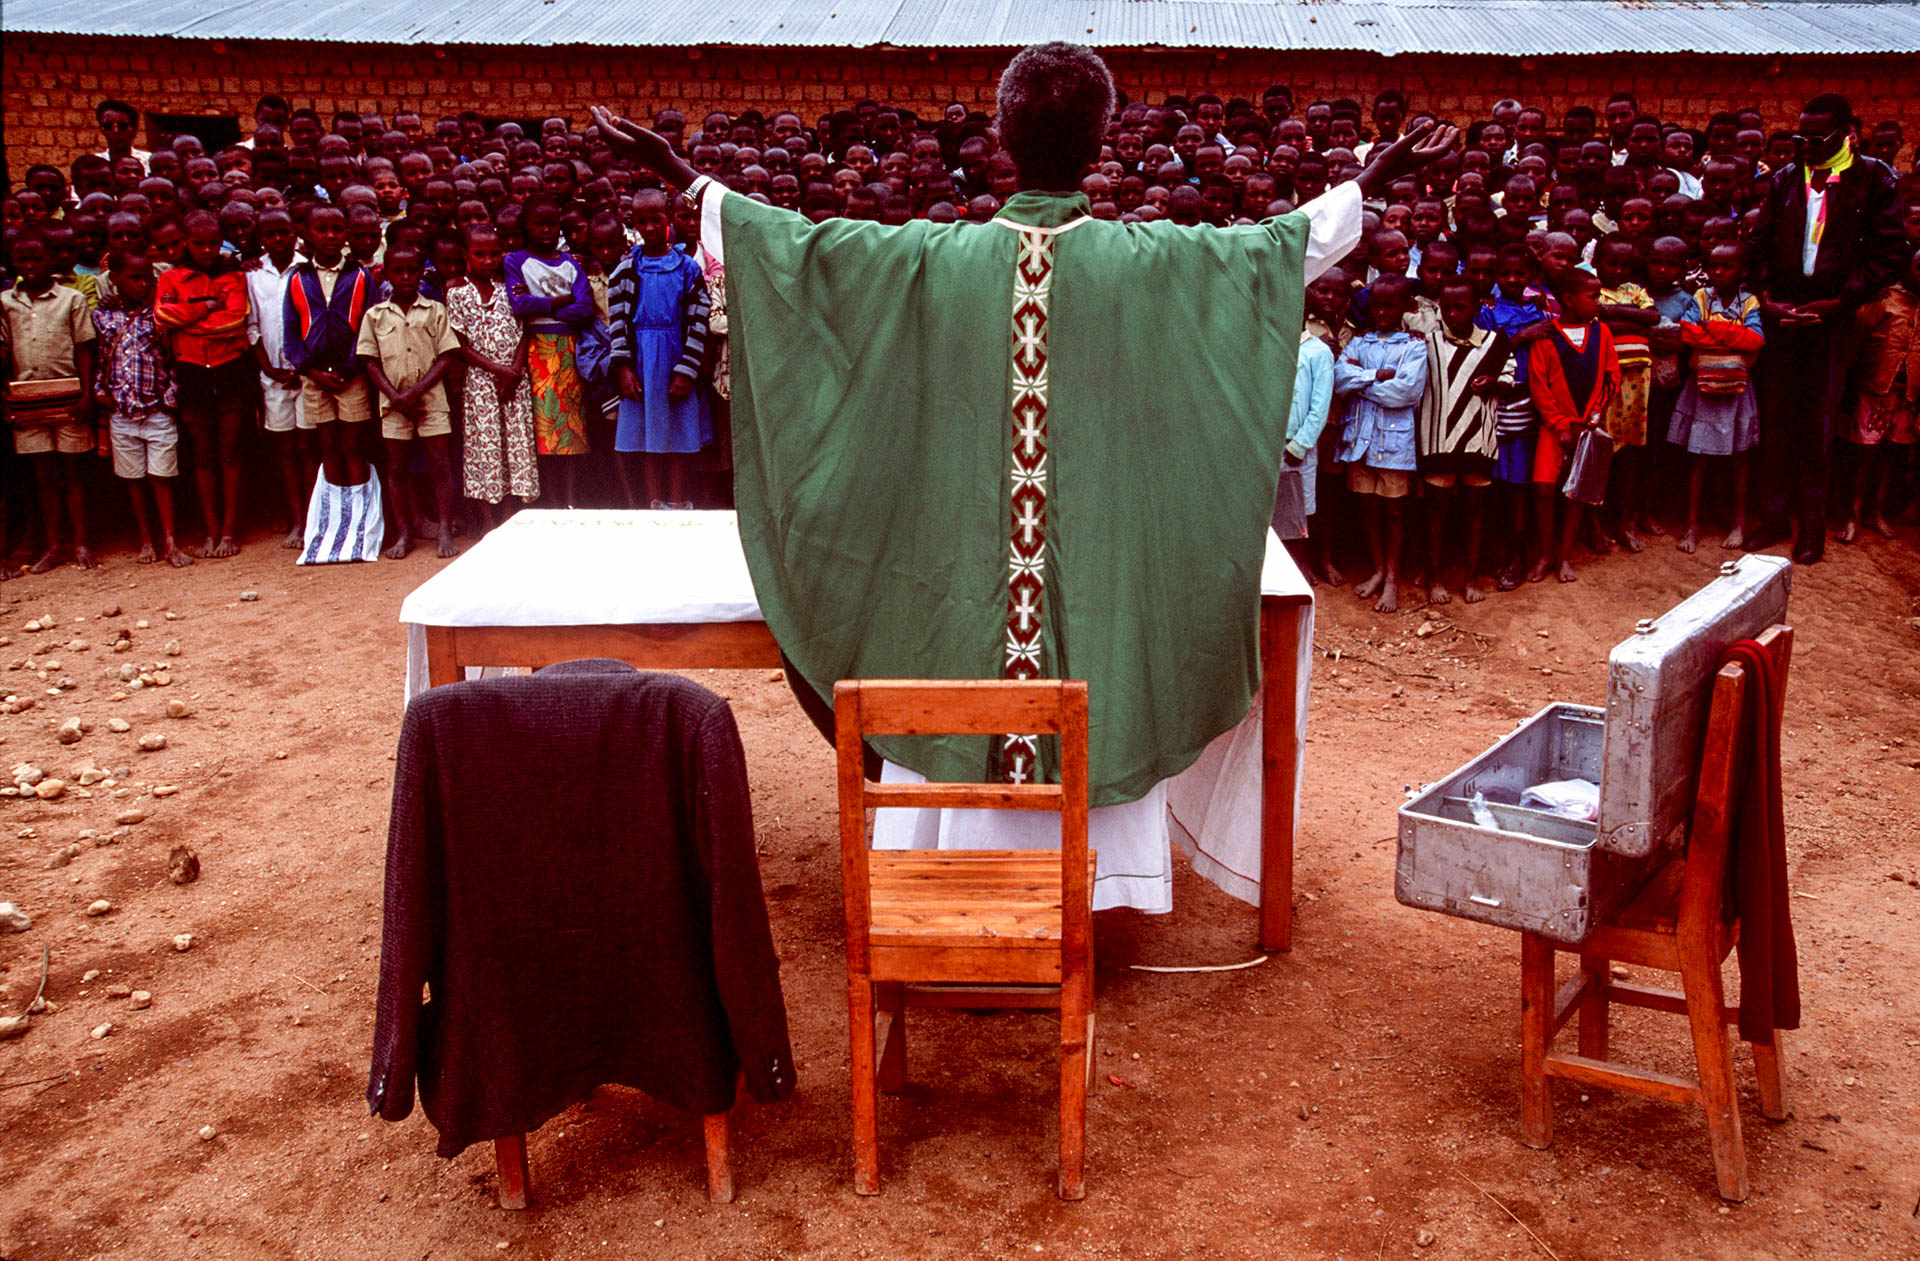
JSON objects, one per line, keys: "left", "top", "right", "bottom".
{"left": 7, "top": 33, "right": 1920, "bottom": 178}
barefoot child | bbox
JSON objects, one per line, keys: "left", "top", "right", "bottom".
{"left": 1419, "top": 278, "right": 1512, "bottom": 603}
{"left": 0, "top": 228, "right": 97, "bottom": 571}
{"left": 506, "top": 197, "right": 593, "bottom": 507}
{"left": 92, "top": 253, "right": 191, "bottom": 566}
{"left": 446, "top": 224, "right": 538, "bottom": 523}
{"left": 1840, "top": 247, "right": 1918, "bottom": 541}
{"left": 608, "top": 188, "right": 711, "bottom": 509}
{"left": 246, "top": 208, "right": 312, "bottom": 548}
{"left": 155, "top": 209, "right": 250, "bottom": 557}
{"left": 1476, "top": 244, "right": 1552, "bottom": 587}
{"left": 1594, "top": 237, "right": 1658, "bottom": 550}
{"left": 1334, "top": 273, "right": 1428, "bottom": 612}
{"left": 1526, "top": 269, "right": 1619, "bottom": 582}
{"left": 356, "top": 245, "right": 460, "bottom": 558}
{"left": 1668, "top": 243, "right": 1763, "bottom": 552}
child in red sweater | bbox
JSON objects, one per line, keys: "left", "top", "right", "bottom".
{"left": 1526, "top": 270, "right": 1620, "bottom": 583}
{"left": 154, "top": 209, "right": 250, "bottom": 558}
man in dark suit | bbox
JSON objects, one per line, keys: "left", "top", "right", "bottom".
{"left": 1747, "top": 92, "right": 1907, "bottom": 564}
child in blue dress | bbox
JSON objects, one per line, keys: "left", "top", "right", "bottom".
{"left": 607, "top": 189, "right": 711, "bottom": 509}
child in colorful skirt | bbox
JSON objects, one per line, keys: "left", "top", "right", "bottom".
{"left": 506, "top": 197, "right": 593, "bottom": 507}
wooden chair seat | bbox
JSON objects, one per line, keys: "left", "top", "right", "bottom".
{"left": 1582, "top": 860, "right": 1734, "bottom": 971}
{"left": 868, "top": 849, "right": 1097, "bottom": 985}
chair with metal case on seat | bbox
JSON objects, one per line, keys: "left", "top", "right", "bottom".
{"left": 1520, "top": 624, "right": 1792, "bottom": 1202}
{"left": 834, "top": 678, "right": 1095, "bottom": 1200}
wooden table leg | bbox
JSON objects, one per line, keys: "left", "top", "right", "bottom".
{"left": 423, "top": 625, "right": 461, "bottom": 689}
{"left": 1260, "top": 598, "right": 1307, "bottom": 953}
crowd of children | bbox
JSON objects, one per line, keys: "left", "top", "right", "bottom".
{"left": 0, "top": 84, "right": 1915, "bottom": 593}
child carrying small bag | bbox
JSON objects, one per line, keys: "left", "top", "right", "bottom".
{"left": 1667, "top": 244, "right": 1765, "bottom": 552}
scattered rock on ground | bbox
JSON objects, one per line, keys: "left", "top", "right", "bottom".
{"left": 0, "top": 1014, "right": 29, "bottom": 1040}
{"left": 130, "top": 990, "right": 152, "bottom": 1010}
{"left": 167, "top": 847, "right": 200, "bottom": 885}
{"left": 33, "top": 778, "right": 67, "bottom": 800}
{"left": 239, "top": 591, "right": 259, "bottom": 602}
{"left": 0, "top": 902, "right": 32, "bottom": 932}
{"left": 172, "top": 933, "right": 194, "bottom": 952}
{"left": 90, "top": 1022, "right": 113, "bottom": 1039}
{"left": 1416, "top": 1229, "right": 1437, "bottom": 1247}
{"left": 137, "top": 734, "right": 166, "bottom": 752}
{"left": 108, "top": 717, "right": 132, "bottom": 732}
{"left": 166, "top": 700, "right": 191, "bottom": 719}
{"left": 198, "top": 1125, "right": 216, "bottom": 1142}
{"left": 106, "top": 983, "right": 132, "bottom": 999}
{"left": 57, "top": 718, "right": 84, "bottom": 744}
{"left": 114, "top": 809, "right": 148, "bottom": 826}
{"left": 44, "top": 844, "right": 81, "bottom": 869}
{"left": 164, "top": 641, "right": 181, "bottom": 657}
{"left": 86, "top": 899, "right": 114, "bottom": 917}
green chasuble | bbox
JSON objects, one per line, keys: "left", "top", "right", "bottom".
{"left": 721, "top": 189, "right": 1308, "bottom": 807}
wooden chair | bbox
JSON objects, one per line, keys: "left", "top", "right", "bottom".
{"left": 493, "top": 1110, "right": 733, "bottom": 1209}
{"left": 1520, "top": 624, "right": 1792, "bottom": 1201}
{"left": 834, "top": 679, "right": 1095, "bottom": 1200}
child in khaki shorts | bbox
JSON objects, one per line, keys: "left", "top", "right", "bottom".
{"left": 357, "top": 245, "right": 459, "bottom": 560}
{"left": 0, "top": 227, "right": 97, "bottom": 572}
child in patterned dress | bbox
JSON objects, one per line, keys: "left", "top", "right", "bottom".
{"left": 1595, "top": 237, "right": 1659, "bottom": 550}
{"left": 446, "top": 224, "right": 537, "bottom": 525}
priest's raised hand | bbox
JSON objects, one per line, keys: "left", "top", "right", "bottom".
{"left": 589, "top": 106, "right": 697, "bottom": 192}
{"left": 1353, "top": 119, "right": 1461, "bottom": 200}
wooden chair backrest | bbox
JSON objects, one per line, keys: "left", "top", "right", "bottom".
{"left": 1678, "top": 624, "right": 1792, "bottom": 944}
{"left": 833, "top": 680, "right": 1091, "bottom": 970}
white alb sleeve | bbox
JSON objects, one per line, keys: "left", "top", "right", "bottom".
{"left": 695, "top": 177, "right": 727, "bottom": 270}
{"left": 1301, "top": 182, "right": 1363, "bottom": 283}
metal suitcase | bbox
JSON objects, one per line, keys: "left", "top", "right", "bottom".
{"left": 1394, "top": 556, "right": 1791, "bottom": 944}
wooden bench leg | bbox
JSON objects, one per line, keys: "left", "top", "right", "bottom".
{"left": 877, "top": 982, "right": 907, "bottom": 1095}
{"left": 1576, "top": 954, "right": 1611, "bottom": 1061}
{"left": 1750, "top": 1030, "right": 1788, "bottom": 1122}
{"left": 1681, "top": 950, "right": 1748, "bottom": 1201}
{"left": 704, "top": 1111, "right": 734, "bottom": 1203}
{"left": 494, "top": 1133, "right": 529, "bottom": 1210}
{"left": 848, "top": 975, "right": 881, "bottom": 1196}
{"left": 1057, "top": 975, "right": 1090, "bottom": 1201}
{"left": 1520, "top": 934, "right": 1555, "bottom": 1150}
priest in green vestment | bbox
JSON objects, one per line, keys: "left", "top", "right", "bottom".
{"left": 590, "top": 46, "right": 1452, "bottom": 811}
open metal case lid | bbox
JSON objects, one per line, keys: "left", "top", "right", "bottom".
{"left": 1597, "top": 554, "right": 1791, "bottom": 856}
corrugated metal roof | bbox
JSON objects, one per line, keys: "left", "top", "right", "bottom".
{"left": 9, "top": 0, "right": 1920, "bottom": 55}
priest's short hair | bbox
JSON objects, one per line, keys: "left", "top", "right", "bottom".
{"left": 996, "top": 42, "right": 1116, "bottom": 193}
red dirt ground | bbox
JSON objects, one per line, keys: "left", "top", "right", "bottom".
{"left": 0, "top": 528, "right": 1916, "bottom": 1260}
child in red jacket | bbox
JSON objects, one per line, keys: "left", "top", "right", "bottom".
{"left": 1526, "top": 269, "right": 1620, "bottom": 583}
{"left": 154, "top": 209, "right": 250, "bottom": 558}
